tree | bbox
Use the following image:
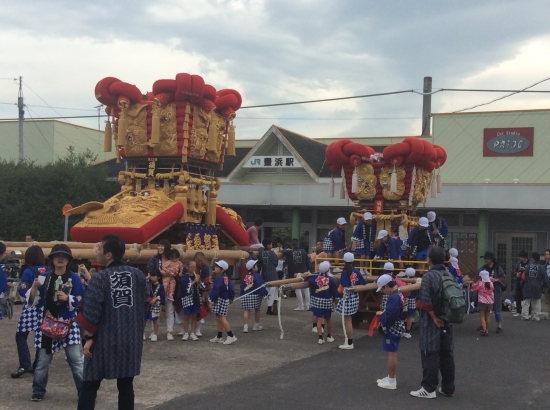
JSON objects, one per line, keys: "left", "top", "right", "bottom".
{"left": 0, "top": 147, "right": 119, "bottom": 241}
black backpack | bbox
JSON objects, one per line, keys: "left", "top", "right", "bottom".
{"left": 435, "top": 269, "right": 466, "bottom": 324}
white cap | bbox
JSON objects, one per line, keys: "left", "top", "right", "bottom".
{"left": 384, "top": 262, "right": 394, "bottom": 271}
{"left": 405, "top": 267, "right": 416, "bottom": 277}
{"left": 343, "top": 252, "right": 354, "bottom": 263}
{"left": 215, "top": 260, "right": 229, "bottom": 271}
{"left": 479, "top": 270, "right": 490, "bottom": 282}
{"left": 363, "top": 212, "right": 373, "bottom": 220}
{"left": 419, "top": 217, "right": 429, "bottom": 227}
{"left": 427, "top": 211, "right": 436, "bottom": 222}
{"left": 376, "top": 274, "right": 393, "bottom": 292}
{"left": 337, "top": 217, "right": 347, "bottom": 225}
{"left": 245, "top": 260, "right": 258, "bottom": 271}
{"left": 377, "top": 230, "right": 388, "bottom": 239}
{"left": 449, "top": 248, "right": 458, "bottom": 258}
{"left": 319, "top": 261, "right": 331, "bottom": 273}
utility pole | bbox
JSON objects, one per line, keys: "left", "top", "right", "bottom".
{"left": 17, "top": 76, "right": 24, "bottom": 162}
{"left": 421, "top": 76, "right": 432, "bottom": 137}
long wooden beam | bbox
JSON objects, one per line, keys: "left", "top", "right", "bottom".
{"left": 3, "top": 243, "right": 257, "bottom": 265}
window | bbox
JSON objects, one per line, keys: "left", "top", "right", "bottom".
{"left": 463, "top": 214, "right": 478, "bottom": 227}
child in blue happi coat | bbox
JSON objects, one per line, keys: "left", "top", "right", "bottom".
{"left": 302, "top": 261, "right": 339, "bottom": 345}
{"left": 144, "top": 270, "right": 165, "bottom": 342}
{"left": 401, "top": 267, "right": 417, "bottom": 338}
{"left": 240, "top": 259, "right": 268, "bottom": 333}
{"left": 181, "top": 261, "right": 204, "bottom": 341}
{"left": 376, "top": 274, "right": 407, "bottom": 390}
{"left": 337, "top": 252, "right": 367, "bottom": 350}
{"left": 208, "top": 260, "right": 237, "bottom": 345}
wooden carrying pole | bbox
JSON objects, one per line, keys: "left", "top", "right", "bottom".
{"left": 265, "top": 273, "right": 419, "bottom": 288}
{"left": 3, "top": 243, "right": 257, "bottom": 265}
{"left": 350, "top": 279, "right": 422, "bottom": 293}
{"left": 265, "top": 274, "right": 341, "bottom": 287}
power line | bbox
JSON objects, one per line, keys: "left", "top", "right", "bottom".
{"left": 25, "top": 106, "right": 55, "bottom": 151}
{"left": 240, "top": 89, "right": 415, "bottom": 108}
{"left": 452, "top": 77, "right": 550, "bottom": 113}
{"left": 26, "top": 104, "right": 97, "bottom": 111}
{"left": 0, "top": 85, "right": 548, "bottom": 122}
{"left": 22, "top": 81, "right": 102, "bottom": 147}
{"left": 237, "top": 116, "right": 421, "bottom": 120}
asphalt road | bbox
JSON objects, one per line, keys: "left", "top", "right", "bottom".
{"left": 154, "top": 313, "right": 550, "bottom": 410}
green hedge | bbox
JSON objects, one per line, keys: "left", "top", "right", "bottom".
{"left": 0, "top": 147, "right": 119, "bottom": 241}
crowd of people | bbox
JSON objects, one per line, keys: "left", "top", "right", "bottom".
{"left": 1, "top": 210, "right": 549, "bottom": 405}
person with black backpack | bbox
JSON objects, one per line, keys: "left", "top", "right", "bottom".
{"left": 410, "top": 246, "right": 457, "bottom": 399}
{"left": 11, "top": 245, "right": 48, "bottom": 379}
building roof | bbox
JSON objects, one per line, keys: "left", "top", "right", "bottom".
{"left": 213, "top": 147, "right": 251, "bottom": 177}
{"left": 274, "top": 126, "right": 331, "bottom": 177}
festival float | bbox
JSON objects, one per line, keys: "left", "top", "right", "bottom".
{"left": 324, "top": 137, "right": 447, "bottom": 320}
{"left": 2, "top": 74, "right": 256, "bottom": 265}
{"left": 61, "top": 73, "right": 251, "bottom": 253}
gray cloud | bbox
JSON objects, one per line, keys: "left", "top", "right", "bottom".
{"left": 1, "top": 0, "right": 550, "bottom": 139}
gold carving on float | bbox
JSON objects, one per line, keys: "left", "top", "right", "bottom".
{"left": 67, "top": 190, "right": 176, "bottom": 228}
{"left": 190, "top": 106, "right": 210, "bottom": 159}
{"left": 205, "top": 112, "right": 225, "bottom": 163}
{"left": 355, "top": 163, "right": 377, "bottom": 200}
{"left": 123, "top": 104, "right": 149, "bottom": 157}
{"left": 379, "top": 166, "right": 406, "bottom": 200}
{"left": 221, "top": 207, "right": 247, "bottom": 231}
{"left": 413, "top": 167, "right": 431, "bottom": 203}
{"left": 153, "top": 103, "right": 178, "bottom": 156}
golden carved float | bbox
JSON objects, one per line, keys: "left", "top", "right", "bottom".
{"left": 66, "top": 73, "right": 248, "bottom": 248}
{"left": 325, "top": 137, "right": 447, "bottom": 235}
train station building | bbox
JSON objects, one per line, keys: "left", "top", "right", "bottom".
{"left": 213, "top": 108, "right": 550, "bottom": 285}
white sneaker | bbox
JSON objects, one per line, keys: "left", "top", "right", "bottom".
{"left": 533, "top": 317, "right": 541, "bottom": 322}
{"left": 195, "top": 330, "right": 203, "bottom": 337}
{"left": 311, "top": 326, "right": 318, "bottom": 333}
{"left": 223, "top": 336, "right": 238, "bottom": 345}
{"left": 376, "top": 376, "right": 389, "bottom": 384}
{"left": 339, "top": 343, "right": 354, "bottom": 350}
{"left": 143, "top": 333, "right": 146, "bottom": 340}
{"left": 177, "top": 331, "right": 185, "bottom": 336}
{"left": 181, "top": 333, "right": 189, "bottom": 341}
{"left": 200, "top": 318, "right": 205, "bottom": 324}
{"left": 410, "top": 387, "right": 436, "bottom": 398}
{"left": 326, "top": 336, "right": 335, "bottom": 343}
{"left": 167, "top": 333, "right": 174, "bottom": 341}
{"left": 282, "top": 294, "right": 287, "bottom": 299}
{"left": 148, "top": 333, "right": 154, "bottom": 339}
{"left": 253, "top": 324, "right": 263, "bottom": 331}
{"left": 378, "top": 379, "right": 397, "bottom": 390}
{"left": 190, "top": 333, "right": 199, "bottom": 341}
{"left": 318, "top": 338, "right": 325, "bottom": 345}
{"left": 210, "top": 337, "right": 223, "bottom": 343}
{"left": 294, "top": 306, "right": 304, "bottom": 311}
{"left": 512, "top": 313, "right": 520, "bottom": 317}
{"left": 150, "top": 334, "right": 158, "bottom": 342}
{"left": 403, "top": 332, "right": 412, "bottom": 339}
{"left": 243, "top": 325, "right": 249, "bottom": 333}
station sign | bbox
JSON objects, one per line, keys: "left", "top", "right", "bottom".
{"left": 483, "top": 127, "right": 534, "bottom": 157}
{"left": 243, "top": 156, "right": 301, "bottom": 168}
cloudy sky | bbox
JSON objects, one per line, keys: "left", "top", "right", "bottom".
{"left": 1, "top": 0, "right": 550, "bottom": 140}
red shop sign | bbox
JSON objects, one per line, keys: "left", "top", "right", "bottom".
{"left": 483, "top": 127, "right": 534, "bottom": 157}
